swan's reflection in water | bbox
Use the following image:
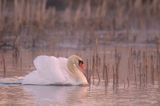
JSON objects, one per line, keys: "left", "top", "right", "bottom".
{"left": 23, "top": 85, "right": 88, "bottom": 105}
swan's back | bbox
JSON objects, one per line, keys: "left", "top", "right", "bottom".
{"left": 23, "top": 56, "right": 69, "bottom": 85}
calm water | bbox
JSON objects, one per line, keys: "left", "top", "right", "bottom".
{"left": 0, "top": 83, "right": 160, "bottom": 106}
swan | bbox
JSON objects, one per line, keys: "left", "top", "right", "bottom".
{"left": 22, "top": 55, "right": 88, "bottom": 85}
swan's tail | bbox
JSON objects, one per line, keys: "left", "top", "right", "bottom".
{"left": 0, "top": 77, "right": 23, "bottom": 85}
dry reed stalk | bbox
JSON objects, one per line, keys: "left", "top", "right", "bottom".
{"left": 127, "top": 77, "right": 129, "bottom": 88}
{"left": 130, "top": 47, "right": 137, "bottom": 85}
{"left": 0, "top": 0, "right": 3, "bottom": 31}
{"left": 140, "top": 51, "right": 144, "bottom": 87}
{"left": 127, "top": 48, "right": 132, "bottom": 88}
{"left": 150, "top": 51, "right": 154, "bottom": 84}
{"left": 135, "top": 50, "right": 140, "bottom": 87}
{"left": 89, "top": 55, "right": 93, "bottom": 84}
{"left": 2, "top": 53, "right": 6, "bottom": 77}
{"left": 101, "top": 0, "right": 107, "bottom": 18}
{"left": 156, "top": 40, "right": 160, "bottom": 85}
{"left": 102, "top": 51, "right": 106, "bottom": 80}
{"left": 95, "top": 38, "right": 101, "bottom": 85}
{"left": 19, "top": 53, "right": 23, "bottom": 71}
{"left": 25, "top": 0, "right": 31, "bottom": 24}
{"left": 64, "top": 5, "right": 72, "bottom": 26}
{"left": 90, "top": 37, "right": 100, "bottom": 85}
{"left": 145, "top": 50, "right": 148, "bottom": 86}
{"left": 15, "top": 0, "right": 21, "bottom": 29}
{"left": 41, "top": 0, "right": 47, "bottom": 24}
{"left": 15, "top": 0, "right": 46, "bottom": 29}
{"left": 139, "top": 62, "right": 142, "bottom": 87}
{"left": 133, "top": 63, "right": 137, "bottom": 86}
{"left": 142, "top": 51, "right": 145, "bottom": 86}
{"left": 92, "top": 55, "right": 95, "bottom": 85}
{"left": 132, "top": 48, "right": 136, "bottom": 77}
{"left": 12, "top": 49, "right": 19, "bottom": 66}
{"left": 128, "top": 48, "right": 131, "bottom": 73}
{"left": 35, "top": 0, "right": 47, "bottom": 28}
{"left": 84, "top": 0, "right": 91, "bottom": 20}
{"left": 95, "top": 54, "right": 101, "bottom": 85}
{"left": 145, "top": 51, "right": 148, "bottom": 86}
{"left": 112, "top": 65, "right": 116, "bottom": 89}
{"left": 0, "top": 0, "right": 7, "bottom": 31}
{"left": 74, "top": 3, "right": 82, "bottom": 28}
{"left": 104, "top": 64, "right": 109, "bottom": 87}
{"left": 114, "top": 48, "right": 121, "bottom": 87}
{"left": 150, "top": 55, "right": 155, "bottom": 85}
{"left": 86, "top": 59, "right": 90, "bottom": 84}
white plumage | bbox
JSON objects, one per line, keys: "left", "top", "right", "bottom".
{"left": 22, "top": 55, "right": 88, "bottom": 85}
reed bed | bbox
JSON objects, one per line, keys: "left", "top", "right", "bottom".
{"left": 85, "top": 44, "right": 160, "bottom": 88}
{"left": 0, "top": 42, "right": 160, "bottom": 89}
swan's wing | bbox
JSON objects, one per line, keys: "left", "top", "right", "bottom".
{"left": 33, "top": 55, "right": 53, "bottom": 72}
{"left": 22, "top": 70, "right": 50, "bottom": 84}
{"left": 32, "top": 56, "right": 68, "bottom": 84}
{"left": 57, "top": 57, "right": 68, "bottom": 72}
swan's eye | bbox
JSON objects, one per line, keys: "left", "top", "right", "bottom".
{"left": 78, "top": 60, "right": 84, "bottom": 70}
{"left": 78, "top": 60, "right": 83, "bottom": 65}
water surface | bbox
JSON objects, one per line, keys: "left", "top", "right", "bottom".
{"left": 0, "top": 83, "right": 160, "bottom": 106}
{"left": 0, "top": 47, "right": 160, "bottom": 106}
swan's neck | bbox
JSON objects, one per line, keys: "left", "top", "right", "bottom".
{"left": 67, "top": 62, "right": 78, "bottom": 76}
{"left": 67, "top": 62, "right": 85, "bottom": 82}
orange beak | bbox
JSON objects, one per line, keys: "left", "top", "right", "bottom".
{"left": 79, "top": 63, "right": 84, "bottom": 71}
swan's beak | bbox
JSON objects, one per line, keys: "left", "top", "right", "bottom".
{"left": 79, "top": 63, "right": 84, "bottom": 72}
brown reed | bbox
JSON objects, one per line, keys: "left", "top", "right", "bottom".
{"left": 78, "top": 40, "right": 160, "bottom": 88}
{"left": 150, "top": 54, "right": 154, "bottom": 85}
{"left": 104, "top": 64, "right": 109, "bottom": 87}
{"left": 86, "top": 59, "right": 91, "bottom": 84}
{"left": 2, "top": 53, "right": 6, "bottom": 77}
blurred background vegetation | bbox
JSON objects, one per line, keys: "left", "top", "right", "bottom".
{"left": 0, "top": 0, "right": 160, "bottom": 51}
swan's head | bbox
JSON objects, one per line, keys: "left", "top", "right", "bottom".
{"left": 67, "top": 55, "right": 84, "bottom": 72}
{"left": 67, "top": 55, "right": 88, "bottom": 85}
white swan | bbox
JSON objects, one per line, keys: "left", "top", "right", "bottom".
{"left": 22, "top": 55, "right": 88, "bottom": 85}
